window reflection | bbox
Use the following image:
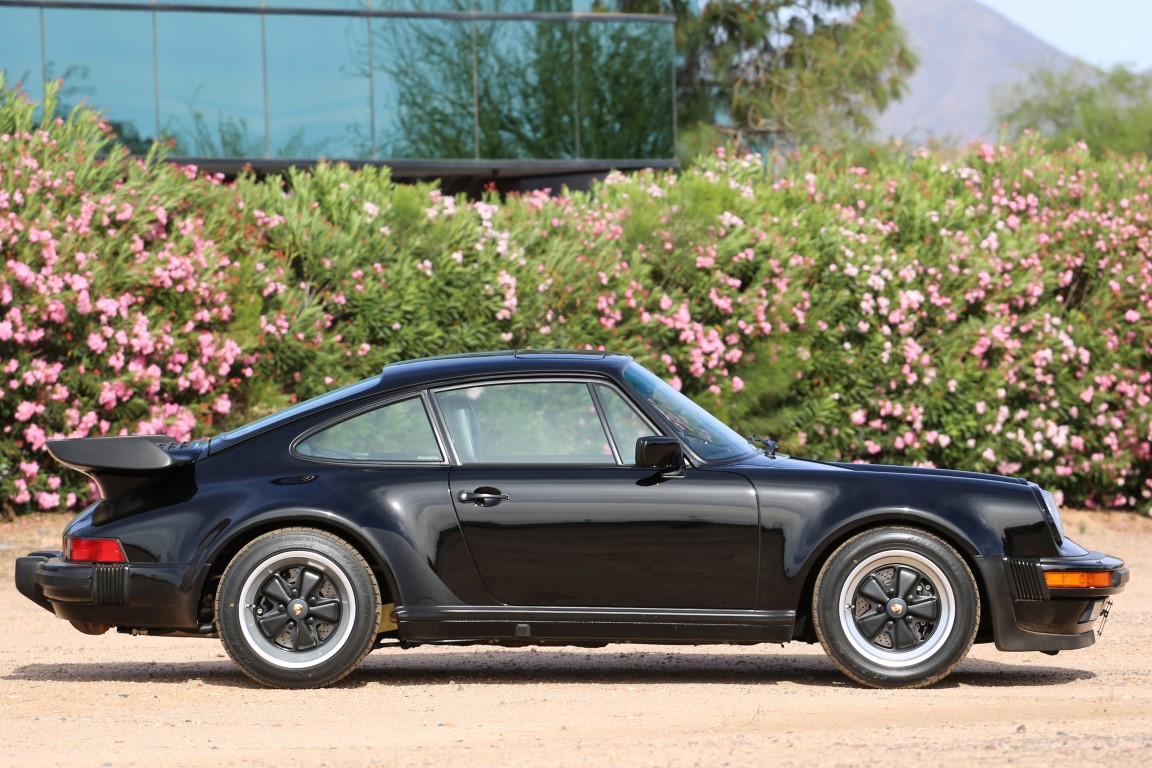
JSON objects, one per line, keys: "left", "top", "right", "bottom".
{"left": 373, "top": 15, "right": 477, "bottom": 159}
{"left": 576, "top": 20, "right": 673, "bottom": 158}
{"left": 43, "top": 9, "right": 156, "bottom": 153}
{"left": 156, "top": 12, "right": 265, "bottom": 157}
{"left": 265, "top": 15, "right": 372, "bottom": 158}
{"left": 2, "top": 2, "right": 675, "bottom": 163}
{"left": 0, "top": 9, "right": 44, "bottom": 99}
{"left": 476, "top": 19, "right": 576, "bottom": 159}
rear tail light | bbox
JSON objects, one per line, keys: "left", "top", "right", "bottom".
{"left": 1045, "top": 571, "right": 1113, "bottom": 589}
{"left": 65, "top": 537, "right": 127, "bottom": 563}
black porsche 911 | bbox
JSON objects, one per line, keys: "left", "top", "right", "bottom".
{"left": 16, "top": 350, "right": 1128, "bottom": 689}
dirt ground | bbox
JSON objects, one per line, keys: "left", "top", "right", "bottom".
{"left": 2, "top": 510, "right": 1150, "bottom": 767}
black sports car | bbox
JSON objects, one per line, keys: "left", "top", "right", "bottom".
{"left": 16, "top": 350, "right": 1128, "bottom": 689}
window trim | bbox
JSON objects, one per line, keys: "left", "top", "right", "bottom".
{"left": 429, "top": 376, "right": 658, "bottom": 468}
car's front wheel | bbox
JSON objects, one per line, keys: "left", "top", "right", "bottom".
{"left": 812, "top": 527, "right": 979, "bottom": 688}
{"left": 216, "top": 528, "right": 381, "bottom": 688}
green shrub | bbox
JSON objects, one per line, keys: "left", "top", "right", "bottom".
{"left": 2, "top": 80, "right": 1150, "bottom": 515}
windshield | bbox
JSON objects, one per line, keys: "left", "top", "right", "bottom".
{"left": 217, "top": 376, "right": 379, "bottom": 444}
{"left": 623, "top": 363, "right": 756, "bottom": 462}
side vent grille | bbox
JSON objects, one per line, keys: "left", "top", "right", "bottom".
{"left": 1004, "top": 557, "right": 1046, "bottom": 601}
{"left": 91, "top": 564, "right": 130, "bottom": 605}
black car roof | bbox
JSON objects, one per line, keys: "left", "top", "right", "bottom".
{"left": 376, "top": 349, "right": 633, "bottom": 391}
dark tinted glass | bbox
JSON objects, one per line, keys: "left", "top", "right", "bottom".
{"left": 374, "top": 15, "right": 477, "bottom": 159}
{"left": 576, "top": 19, "right": 674, "bottom": 159}
{"left": 0, "top": 9, "right": 42, "bottom": 98}
{"left": 1, "top": 3, "right": 673, "bottom": 164}
{"left": 476, "top": 19, "right": 576, "bottom": 159}
{"left": 43, "top": 9, "right": 157, "bottom": 153}
{"left": 265, "top": 15, "right": 373, "bottom": 158}
{"left": 156, "top": 12, "right": 264, "bottom": 157}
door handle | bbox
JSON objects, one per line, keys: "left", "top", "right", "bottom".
{"left": 458, "top": 490, "right": 510, "bottom": 504}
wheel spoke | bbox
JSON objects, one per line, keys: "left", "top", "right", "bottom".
{"left": 895, "top": 566, "right": 919, "bottom": 599}
{"left": 907, "top": 595, "right": 940, "bottom": 621}
{"left": 299, "top": 568, "right": 324, "bottom": 601}
{"left": 292, "top": 620, "right": 320, "bottom": 651}
{"left": 259, "top": 574, "right": 292, "bottom": 605}
{"left": 892, "top": 618, "right": 921, "bottom": 650}
{"left": 857, "top": 611, "right": 889, "bottom": 638}
{"left": 256, "top": 609, "right": 289, "bottom": 638}
{"left": 859, "top": 576, "right": 889, "bottom": 604}
{"left": 309, "top": 598, "right": 342, "bottom": 624}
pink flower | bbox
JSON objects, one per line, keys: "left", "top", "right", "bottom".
{"left": 24, "top": 424, "right": 47, "bottom": 451}
{"left": 14, "top": 401, "right": 40, "bottom": 422}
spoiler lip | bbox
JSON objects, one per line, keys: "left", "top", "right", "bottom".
{"left": 46, "top": 435, "right": 198, "bottom": 500}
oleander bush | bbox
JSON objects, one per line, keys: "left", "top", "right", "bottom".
{"left": 2, "top": 79, "right": 1150, "bottom": 515}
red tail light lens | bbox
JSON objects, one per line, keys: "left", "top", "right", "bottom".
{"left": 65, "top": 537, "right": 127, "bottom": 563}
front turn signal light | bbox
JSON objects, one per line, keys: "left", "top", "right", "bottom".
{"left": 65, "top": 537, "right": 127, "bottom": 563}
{"left": 1045, "top": 571, "right": 1113, "bottom": 589}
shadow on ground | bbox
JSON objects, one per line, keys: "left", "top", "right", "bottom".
{"left": 6, "top": 648, "right": 1095, "bottom": 689}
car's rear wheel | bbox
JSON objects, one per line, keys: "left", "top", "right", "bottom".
{"left": 812, "top": 527, "right": 979, "bottom": 688}
{"left": 216, "top": 528, "right": 380, "bottom": 688}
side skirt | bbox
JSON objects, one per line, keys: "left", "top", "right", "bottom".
{"left": 396, "top": 606, "right": 796, "bottom": 645}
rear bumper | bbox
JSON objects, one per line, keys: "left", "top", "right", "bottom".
{"left": 976, "top": 549, "right": 1129, "bottom": 652}
{"left": 15, "top": 552, "right": 208, "bottom": 631}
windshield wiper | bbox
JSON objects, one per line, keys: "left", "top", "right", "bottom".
{"left": 746, "top": 434, "right": 779, "bottom": 458}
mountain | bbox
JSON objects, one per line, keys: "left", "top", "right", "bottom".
{"left": 876, "top": 0, "right": 1079, "bottom": 145}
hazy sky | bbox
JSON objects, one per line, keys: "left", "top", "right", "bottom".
{"left": 977, "top": 0, "right": 1152, "bottom": 71}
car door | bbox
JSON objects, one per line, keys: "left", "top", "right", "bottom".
{"left": 291, "top": 394, "right": 488, "bottom": 604}
{"left": 436, "top": 379, "right": 759, "bottom": 609}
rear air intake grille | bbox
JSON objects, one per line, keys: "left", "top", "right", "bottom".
{"left": 1005, "top": 557, "right": 1046, "bottom": 601}
{"left": 91, "top": 564, "right": 129, "bottom": 605}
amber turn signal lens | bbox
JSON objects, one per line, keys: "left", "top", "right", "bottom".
{"left": 65, "top": 537, "right": 127, "bottom": 563}
{"left": 1044, "top": 571, "right": 1113, "bottom": 589}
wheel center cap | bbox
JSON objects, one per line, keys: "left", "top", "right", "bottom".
{"left": 886, "top": 598, "right": 908, "bottom": 619}
{"left": 288, "top": 599, "right": 309, "bottom": 619}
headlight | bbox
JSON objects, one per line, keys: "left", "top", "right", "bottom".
{"left": 1039, "top": 488, "right": 1066, "bottom": 545}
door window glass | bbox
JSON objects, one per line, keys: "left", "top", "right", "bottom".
{"left": 436, "top": 382, "right": 613, "bottom": 464}
{"left": 595, "top": 384, "right": 654, "bottom": 463}
{"left": 296, "top": 396, "right": 442, "bottom": 462}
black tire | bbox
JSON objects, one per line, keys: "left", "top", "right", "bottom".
{"left": 812, "top": 527, "right": 979, "bottom": 688}
{"left": 216, "top": 528, "right": 381, "bottom": 689}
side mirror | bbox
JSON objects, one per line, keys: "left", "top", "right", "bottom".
{"left": 635, "top": 435, "right": 683, "bottom": 470}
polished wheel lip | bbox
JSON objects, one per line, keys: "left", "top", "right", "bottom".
{"left": 837, "top": 549, "right": 956, "bottom": 669}
{"left": 237, "top": 549, "right": 357, "bottom": 670}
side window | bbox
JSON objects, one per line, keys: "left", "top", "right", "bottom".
{"left": 296, "top": 396, "right": 443, "bottom": 462}
{"left": 435, "top": 382, "right": 614, "bottom": 464}
{"left": 595, "top": 384, "right": 655, "bottom": 462}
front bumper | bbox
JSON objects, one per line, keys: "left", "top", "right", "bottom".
{"left": 15, "top": 551, "right": 209, "bottom": 632}
{"left": 976, "top": 547, "right": 1129, "bottom": 652}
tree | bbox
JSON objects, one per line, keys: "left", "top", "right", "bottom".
{"left": 618, "top": 0, "right": 917, "bottom": 155}
{"left": 994, "top": 64, "right": 1152, "bottom": 158}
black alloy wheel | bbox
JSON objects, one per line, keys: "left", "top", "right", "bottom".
{"left": 812, "top": 526, "right": 979, "bottom": 688}
{"left": 216, "top": 528, "right": 381, "bottom": 688}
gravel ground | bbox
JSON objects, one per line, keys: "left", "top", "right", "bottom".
{"left": 2, "top": 510, "right": 1150, "bottom": 767}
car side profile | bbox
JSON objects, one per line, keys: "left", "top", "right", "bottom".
{"left": 15, "top": 350, "right": 1128, "bottom": 688}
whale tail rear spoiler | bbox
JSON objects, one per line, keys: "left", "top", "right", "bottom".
{"left": 47, "top": 435, "right": 200, "bottom": 500}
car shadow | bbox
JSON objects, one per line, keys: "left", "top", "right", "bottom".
{"left": 6, "top": 648, "right": 1096, "bottom": 689}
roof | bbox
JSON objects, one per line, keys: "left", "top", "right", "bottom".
{"left": 377, "top": 349, "right": 633, "bottom": 392}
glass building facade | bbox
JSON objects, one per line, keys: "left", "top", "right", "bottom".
{"left": 0, "top": 1, "right": 676, "bottom": 181}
